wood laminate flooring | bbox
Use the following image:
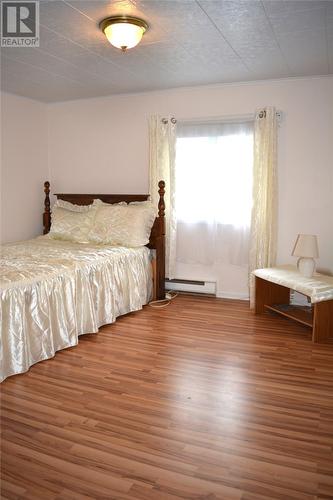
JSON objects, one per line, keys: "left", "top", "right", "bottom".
{"left": 1, "top": 295, "right": 333, "bottom": 499}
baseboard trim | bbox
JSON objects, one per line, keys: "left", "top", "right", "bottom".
{"left": 216, "top": 291, "right": 249, "bottom": 301}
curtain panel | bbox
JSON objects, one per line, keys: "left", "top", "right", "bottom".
{"left": 249, "top": 106, "right": 278, "bottom": 307}
{"left": 149, "top": 115, "right": 177, "bottom": 279}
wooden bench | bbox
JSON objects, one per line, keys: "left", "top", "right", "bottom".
{"left": 253, "top": 266, "right": 333, "bottom": 343}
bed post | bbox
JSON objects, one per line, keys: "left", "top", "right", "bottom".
{"left": 43, "top": 181, "right": 51, "bottom": 234}
{"left": 156, "top": 180, "right": 166, "bottom": 300}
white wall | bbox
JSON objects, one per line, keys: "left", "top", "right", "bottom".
{"left": 48, "top": 76, "right": 333, "bottom": 298}
{"left": 1, "top": 92, "right": 48, "bottom": 243}
{"left": 2, "top": 77, "right": 331, "bottom": 296}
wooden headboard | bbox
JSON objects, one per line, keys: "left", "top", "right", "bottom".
{"left": 42, "top": 180, "right": 165, "bottom": 300}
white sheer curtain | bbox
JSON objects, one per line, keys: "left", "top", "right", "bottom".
{"left": 249, "top": 107, "right": 278, "bottom": 307}
{"left": 175, "top": 120, "right": 254, "bottom": 269}
{"left": 149, "top": 115, "right": 177, "bottom": 279}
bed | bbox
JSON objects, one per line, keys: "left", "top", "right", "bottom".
{"left": 0, "top": 181, "right": 165, "bottom": 382}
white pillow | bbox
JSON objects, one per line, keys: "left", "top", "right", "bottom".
{"left": 49, "top": 200, "right": 98, "bottom": 243}
{"left": 89, "top": 202, "right": 156, "bottom": 247}
{"left": 129, "top": 200, "right": 152, "bottom": 206}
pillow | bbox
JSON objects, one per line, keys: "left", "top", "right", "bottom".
{"left": 94, "top": 200, "right": 151, "bottom": 207}
{"left": 129, "top": 200, "right": 152, "bottom": 206}
{"left": 49, "top": 200, "right": 98, "bottom": 243}
{"left": 53, "top": 199, "right": 98, "bottom": 212}
{"left": 89, "top": 202, "right": 156, "bottom": 247}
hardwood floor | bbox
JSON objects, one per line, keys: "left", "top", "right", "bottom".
{"left": 1, "top": 295, "right": 333, "bottom": 499}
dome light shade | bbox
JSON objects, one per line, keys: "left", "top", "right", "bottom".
{"left": 100, "top": 16, "right": 148, "bottom": 51}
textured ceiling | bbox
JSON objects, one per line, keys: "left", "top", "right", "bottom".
{"left": 1, "top": 0, "right": 332, "bottom": 102}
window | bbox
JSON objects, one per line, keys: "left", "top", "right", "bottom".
{"left": 175, "top": 120, "right": 254, "bottom": 268}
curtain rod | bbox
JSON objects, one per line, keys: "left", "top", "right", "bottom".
{"left": 161, "top": 117, "right": 177, "bottom": 124}
{"left": 177, "top": 113, "right": 254, "bottom": 125}
{"left": 176, "top": 110, "right": 282, "bottom": 125}
{"left": 257, "top": 110, "right": 282, "bottom": 120}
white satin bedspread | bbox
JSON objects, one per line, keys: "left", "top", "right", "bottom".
{"left": 0, "top": 236, "right": 152, "bottom": 382}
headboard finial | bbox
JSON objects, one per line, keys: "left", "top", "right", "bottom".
{"left": 43, "top": 181, "right": 51, "bottom": 234}
{"left": 44, "top": 181, "right": 50, "bottom": 196}
{"left": 158, "top": 180, "right": 165, "bottom": 218}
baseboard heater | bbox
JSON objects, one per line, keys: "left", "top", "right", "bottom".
{"left": 165, "top": 278, "right": 216, "bottom": 295}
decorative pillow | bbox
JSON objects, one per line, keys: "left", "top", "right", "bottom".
{"left": 129, "top": 200, "right": 152, "bottom": 206}
{"left": 49, "top": 200, "right": 98, "bottom": 243}
{"left": 89, "top": 202, "right": 156, "bottom": 247}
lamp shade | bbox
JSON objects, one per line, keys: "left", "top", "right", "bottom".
{"left": 292, "top": 234, "right": 319, "bottom": 258}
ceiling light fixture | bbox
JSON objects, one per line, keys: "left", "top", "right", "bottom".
{"left": 99, "top": 16, "right": 148, "bottom": 52}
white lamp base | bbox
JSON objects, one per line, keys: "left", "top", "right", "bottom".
{"left": 297, "top": 257, "right": 315, "bottom": 278}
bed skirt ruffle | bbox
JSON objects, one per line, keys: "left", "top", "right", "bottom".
{"left": 0, "top": 238, "right": 152, "bottom": 382}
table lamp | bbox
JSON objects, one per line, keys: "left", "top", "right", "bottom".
{"left": 292, "top": 234, "right": 319, "bottom": 278}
